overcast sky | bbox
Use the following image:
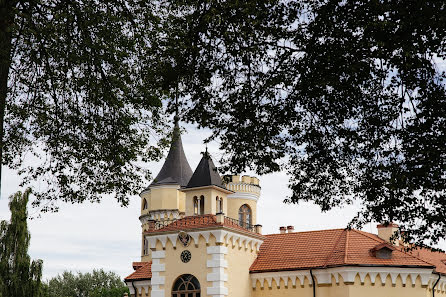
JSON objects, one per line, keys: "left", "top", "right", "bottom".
{"left": 0, "top": 122, "right": 444, "bottom": 281}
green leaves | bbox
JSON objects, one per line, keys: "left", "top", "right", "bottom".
{"left": 151, "top": 0, "right": 446, "bottom": 246}
{"left": 45, "top": 269, "right": 129, "bottom": 297}
{"left": 3, "top": 1, "right": 169, "bottom": 209}
{"left": 0, "top": 189, "right": 44, "bottom": 297}
{"left": 1, "top": 0, "right": 445, "bottom": 246}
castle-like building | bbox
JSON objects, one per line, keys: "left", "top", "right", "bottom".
{"left": 124, "top": 123, "right": 446, "bottom": 297}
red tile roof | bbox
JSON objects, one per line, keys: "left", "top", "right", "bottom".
{"left": 249, "top": 229, "right": 434, "bottom": 273}
{"left": 125, "top": 228, "right": 446, "bottom": 281}
{"left": 411, "top": 247, "right": 446, "bottom": 274}
{"left": 125, "top": 262, "right": 152, "bottom": 281}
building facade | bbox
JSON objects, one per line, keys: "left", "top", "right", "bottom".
{"left": 125, "top": 124, "right": 446, "bottom": 297}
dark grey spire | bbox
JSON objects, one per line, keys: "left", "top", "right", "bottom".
{"left": 149, "top": 119, "right": 193, "bottom": 188}
{"left": 186, "top": 150, "right": 224, "bottom": 188}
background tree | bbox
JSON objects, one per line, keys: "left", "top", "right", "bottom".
{"left": 0, "top": 188, "right": 44, "bottom": 297}
{"left": 45, "top": 269, "right": 129, "bottom": 297}
{"left": 0, "top": 0, "right": 168, "bottom": 209}
{"left": 150, "top": 0, "right": 446, "bottom": 246}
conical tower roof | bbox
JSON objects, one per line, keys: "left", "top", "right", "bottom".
{"left": 186, "top": 150, "right": 224, "bottom": 188}
{"left": 149, "top": 121, "right": 193, "bottom": 188}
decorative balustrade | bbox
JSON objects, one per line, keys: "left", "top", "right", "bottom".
{"left": 149, "top": 214, "right": 256, "bottom": 233}
{"left": 224, "top": 216, "right": 255, "bottom": 232}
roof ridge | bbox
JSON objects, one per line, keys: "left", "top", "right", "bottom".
{"left": 344, "top": 229, "right": 350, "bottom": 264}
{"left": 351, "top": 229, "right": 385, "bottom": 244}
{"left": 264, "top": 228, "right": 346, "bottom": 237}
{"left": 323, "top": 229, "right": 347, "bottom": 268}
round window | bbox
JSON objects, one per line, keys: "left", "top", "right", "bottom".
{"left": 180, "top": 250, "right": 191, "bottom": 263}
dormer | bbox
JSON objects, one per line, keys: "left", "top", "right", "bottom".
{"left": 182, "top": 151, "right": 233, "bottom": 216}
{"left": 370, "top": 242, "right": 396, "bottom": 259}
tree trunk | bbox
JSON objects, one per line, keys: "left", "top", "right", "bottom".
{"left": 0, "top": 0, "right": 14, "bottom": 197}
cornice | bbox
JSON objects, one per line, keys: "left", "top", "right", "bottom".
{"left": 250, "top": 266, "right": 435, "bottom": 289}
{"left": 145, "top": 228, "right": 264, "bottom": 251}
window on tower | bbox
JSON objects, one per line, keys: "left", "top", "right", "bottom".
{"left": 238, "top": 204, "right": 252, "bottom": 228}
{"left": 143, "top": 238, "right": 148, "bottom": 255}
{"left": 193, "top": 196, "right": 204, "bottom": 215}
{"left": 216, "top": 197, "right": 223, "bottom": 213}
{"left": 142, "top": 198, "right": 148, "bottom": 210}
{"left": 199, "top": 195, "right": 205, "bottom": 215}
{"left": 194, "top": 196, "right": 199, "bottom": 215}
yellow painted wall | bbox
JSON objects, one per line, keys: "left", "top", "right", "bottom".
{"left": 253, "top": 276, "right": 314, "bottom": 297}
{"left": 227, "top": 198, "right": 257, "bottom": 225}
{"left": 140, "top": 186, "right": 186, "bottom": 215}
{"left": 252, "top": 272, "right": 432, "bottom": 297}
{"left": 160, "top": 233, "right": 214, "bottom": 296}
{"left": 225, "top": 238, "right": 259, "bottom": 296}
{"left": 140, "top": 191, "right": 150, "bottom": 215}
{"left": 347, "top": 273, "right": 428, "bottom": 297}
{"left": 184, "top": 188, "right": 228, "bottom": 216}
{"left": 149, "top": 187, "right": 180, "bottom": 210}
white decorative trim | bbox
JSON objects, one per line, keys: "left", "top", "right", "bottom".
{"left": 126, "top": 280, "right": 151, "bottom": 296}
{"left": 226, "top": 182, "right": 261, "bottom": 194}
{"left": 227, "top": 192, "right": 259, "bottom": 201}
{"left": 251, "top": 267, "right": 434, "bottom": 289}
{"left": 251, "top": 271, "right": 311, "bottom": 289}
{"left": 428, "top": 274, "right": 446, "bottom": 291}
{"left": 150, "top": 252, "right": 166, "bottom": 297}
{"left": 145, "top": 229, "right": 263, "bottom": 251}
{"left": 207, "top": 246, "right": 229, "bottom": 297}
{"left": 140, "top": 209, "right": 182, "bottom": 224}
{"left": 152, "top": 251, "right": 165, "bottom": 259}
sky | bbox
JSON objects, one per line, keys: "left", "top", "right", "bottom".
{"left": 0, "top": 122, "right": 442, "bottom": 281}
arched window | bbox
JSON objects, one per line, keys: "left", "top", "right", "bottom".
{"left": 143, "top": 238, "right": 148, "bottom": 255}
{"left": 199, "top": 195, "right": 204, "bottom": 215}
{"left": 194, "top": 196, "right": 199, "bottom": 215}
{"left": 216, "top": 197, "right": 223, "bottom": 213}
{"left": 172, "top": 274, "right": 201, "bottom": 297}
{"left": 194, "top": 196, "right": 204, "bottom": 215}
{"left": 142, "top": 198, "right": 148, "bottom": 210}
{"left": 238, "top": 204, "right": 252, "bottom": 228}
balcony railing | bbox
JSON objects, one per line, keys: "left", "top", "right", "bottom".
{"left": 148, "top": 214, "right": 256, "bottom": 233}
{"left": 152, "top": 215, "right": 216, "bottom": 230}
{"left": 223, "top": 216, "right": 255, "bottom": 232}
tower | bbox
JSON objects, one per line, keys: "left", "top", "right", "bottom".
{"left": 128, "top": 143, "right": 264, "bottom": 297}
{"left": 139, "top": 120, "right": 193, "bottom": 260}
{"left": 225, "top": 175, "right": 261, "bottom": 228}
{"left": 182, "top": 151, "right": 233, "bottom": 217}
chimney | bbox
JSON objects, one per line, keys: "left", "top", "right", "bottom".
{"left": 279, "top": 226, "right": 287, "bottom": 234}
{"left": 377, "top": 223, "right": 399, "bottom": 246}
{"left": 216, "top": 212, "right": 225, "bottom": 224}
{"left": 255, "top": 224, "right": 263, "bottom": 235}
{"left": 287, "top": 226, "right": 294, "bottom": 233}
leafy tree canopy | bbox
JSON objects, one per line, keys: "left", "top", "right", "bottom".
{"left": 0, "top": 189, "right": 44, "bottom": 297}
{"left": 45, "top": 269, "right": 129, "bottom": 297}
{"left": 150, "top": 0, "right": 446, "bottom": 246}
{"left": 1, "top": 0, "right": 445, "bottom": 246}
{"left": 1, "top": 0, "right": 168, "bottom": 210}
